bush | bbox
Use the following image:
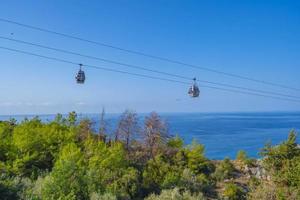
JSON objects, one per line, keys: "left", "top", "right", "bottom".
{"left": 146, "top": 188, "right": 205, "bottom": 200}
{"left": 179, "top": 169, "right": 214, "bottom": 194}
{"left": 142, "top": 155, "right": 176, "bottom": 192}
{"left": 247, "top": 181, "right": 277, "bottom": 200}
{"left": 236, "top": 150, "right": 247, "bottom": 162}
{"left": 0, "top": 173, "right": 35, "bottom": 200}
{"left": 236, "top": 150, "right": 255, "bottom": 168}
{"left": 213, "top": 158, "right": 235, "bottom": 181}
{"left": 249, "top": 131, "right": 300, "bottom": 199}
{"left": 261, "top": 130, "right": 300, "bottom": 173}
{"left": 223, "top": 183, "right": 245, "bottom": 200}
{"left": 90, "top": 192, "right": 117, "bottom": 200}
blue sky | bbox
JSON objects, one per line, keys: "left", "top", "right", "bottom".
{"left": 0, "top": 0, "right": 299, "bottom": 114}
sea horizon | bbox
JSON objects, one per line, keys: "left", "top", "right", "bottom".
{"left": 1, "top": 111, "right": 299, "bottom": 160}
{"left": 1, "top": 110, "right": 300, "bottom": 117}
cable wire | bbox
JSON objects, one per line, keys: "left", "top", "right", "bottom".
{"left": 1, "top": 36, "right": 300, "bottom": 100}
{"left": 0, "top": 45, "right": 299, "bottom": 103}
{"left": 1, "top": 17, "right": 299, "bottom": 91}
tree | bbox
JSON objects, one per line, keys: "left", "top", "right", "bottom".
{"left": 77, "top": 119, "right": 94, "bottom": 142}
{"left": 84, "top": 137, "right": 140, "bottom": 199}
{"left": 142, "top": 154, "right": 178, "bottom": 192}
{"left": 186, "top": 140, "right": 213, "bottom": 175}
{"left": 254, "top": 130, "right": 300, "bottom": 198}
{"left": 98, "top": 108, "right": 107, "bottom": 142}
{"left": 115, "top": 110, "right": 139, "bottom": 150}
{"left": 68, "top": 111, "right": 77, "bottom": 126}
{"left": 261, "top": 130, "right": 300, "bottom": 173}
{"left": 143, "top": 112, "right": 169, "bottom": 158}
{"left": 2, "top": 110, "right": 299, "bottom": 200}
{"left": 167, "top": 135, "right": 184, "bottom": 149}
{"left": 0, "top": 121, "right": 14, "bottom": 162}
{"left": 41, "top": 143, "right": 87, "bottom": 200}
{"left": 10, "top": 116, "right": 77, "bottom": 178}
{"left": 12, "top": 118, "right": 52, "bottom": 177}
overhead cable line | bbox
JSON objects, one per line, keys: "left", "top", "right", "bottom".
{"left": 0, "top": 45, "right": 300, "bottom": 103}
{"left": 0, "top": 17, "right": 299, "bottom": 91}
{"left": 1, "top": 36, "right": 300, "bottom": 100}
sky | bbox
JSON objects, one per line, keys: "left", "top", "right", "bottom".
{"left": 0, "top": 0, "right": 300, "bottom": 114}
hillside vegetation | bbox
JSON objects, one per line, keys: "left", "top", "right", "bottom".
{"left": 0, "top": 111, "right": 299, "bottom": 200}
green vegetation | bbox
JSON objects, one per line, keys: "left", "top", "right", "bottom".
{"left": 223, "top": 182, "right": 245, "bottom": 200}
{"left": 213, "top": 157, "right": 235, "bottom": 181}
{"left": 146, "top": 188, "right": 205, "bottom": 200}
{"left": 0, "top": 111, "right": 299, "bottom": 200}
{"left": 248, "top": 130, "right": 300, "bottom": 199}
{"left": 236, "top": 150, "right": 255, "bottom": 168}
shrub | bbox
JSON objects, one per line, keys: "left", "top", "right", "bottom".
{"left": 90, "top": 192, "right": 117, "bottom": 200}
{"left": 236, "top": 150, "right": 255, "bottom": 168}
{"left": 223, "top": 183, "right": 245, "bottom": 200}
{"left": 179, "top": 169, "right": 214, "bottom": 194}
{"left": 142, "top": 155, "right": 175, "bottom": 192}
{"left": 213, "top": 158, "right": 235, "bottom": 181}
{"left": 249, "top": 131, "right": 300, "bottom": 199}
{"left": 261, "top": 130, "right": 300, "bottom": 173}
{"left": 146, "top": 188, "right": 205, "bottom": 200}
{"left": 260, "top": 131, "right": 300, "bottom": 186}
{"left": 247, "top": 181, "right": 277, "bottom": 200}
{"left": 0, "top": 174, "right": 35, "bottom": 200}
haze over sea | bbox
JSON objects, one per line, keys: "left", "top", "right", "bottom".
{"left": 1, "top": 112, "right": 299, "bottom": 160}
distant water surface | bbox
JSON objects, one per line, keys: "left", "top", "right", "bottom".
{"left": 1, "top": 112, "right": 299, "bottom": 159}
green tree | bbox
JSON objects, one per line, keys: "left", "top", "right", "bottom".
{"left": 261, "top": 130, "right": 300, "bottom": 173}
{"left": 41, "top": 143, "right": 87, "bottom": 200}
{"left": 84, "top": 137, "right": 139, "bottom": 199}
{"left": 167, "top": 135, "right": 184, "bottom": 149}
{"left": 255, "top": 130, "right": 300, "bottom": 198}
{"left": 0, "top": 121, "right": 14, "bottom": 162}
{"left": 12, "top": 118, "right": 51, "bottom": 177}
{"left": 186, "top": 140, "right": 213, "bottom": 175}
{"left": 68, "top": 111, "right": 77, "bottom": 126}
{"left": 11, "top": 116, "right": 77, "bottom": 177}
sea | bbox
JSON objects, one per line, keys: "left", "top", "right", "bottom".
{"left": 1, "top": 112, "right": 299, "bottom": 160}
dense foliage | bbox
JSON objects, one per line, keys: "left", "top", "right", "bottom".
{"left": 0, "top": 111, "right": 299, "bottom": 200}
{"left": 248, "top": 130, "right": 300, "bottom": 199}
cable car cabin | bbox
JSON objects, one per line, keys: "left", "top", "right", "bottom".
{"left": 188, "top": 78, "right": 200, "bottom": 97}
{"left": 188, "top": 84, "right": 200, "bottom": 97}
{"left": 76, "top": 68, "right": 85, "bottom": 84}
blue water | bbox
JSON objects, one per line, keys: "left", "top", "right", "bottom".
{"left": 1, "top": 112, "right": 299, "bottom": 159}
